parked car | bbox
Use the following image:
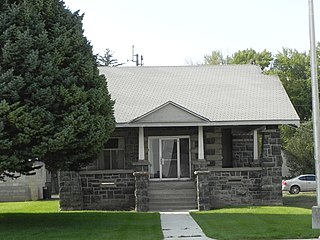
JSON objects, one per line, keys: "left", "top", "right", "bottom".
{"left": 282, "top": 174, "right": 316, "bottom": 194}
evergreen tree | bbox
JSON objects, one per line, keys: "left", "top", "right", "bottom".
{"left": 97, "top": 48, "right": 123, "bottom": 67}
{"left": 0, "top": 0, "right": 115, "bottom": 179}
{"left": 281, "top": 122, "right": 314, "bottom": 176}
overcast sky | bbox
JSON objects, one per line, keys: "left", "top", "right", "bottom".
{"left": 63, "top": 0, "right": 320, "bottom": 66}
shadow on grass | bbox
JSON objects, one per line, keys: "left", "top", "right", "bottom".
{"left": 0, "top": 212, "right": 162, "bottom": 240}
{"left": 283, "top": 192, "right": 317, "bottom": 209}
{"left": 192, "top": 209, "right": 320, "bottom": 240}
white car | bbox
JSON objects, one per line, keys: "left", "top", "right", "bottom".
{"left": 282, "top": 174, "right": 316, "bottom": 194}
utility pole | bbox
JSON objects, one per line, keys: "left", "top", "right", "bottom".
{"left": 129, "top": 45, "right": 143, "bottom": 66}
{"left": 309, "top": 0, "right": 320, "bottom": 229}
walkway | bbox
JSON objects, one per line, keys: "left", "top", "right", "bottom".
{"left": 160, "top": 212, "right": 214, "bottom": 240}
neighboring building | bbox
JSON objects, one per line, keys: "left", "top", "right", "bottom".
{"left": 282, "top": 150, "right": 291, "bottom": 178}
{"left": 59, "top": 65, "right": 299, "bottom": 211}
{"left": 0, "top": 163, "right": 50, "bottom": 202}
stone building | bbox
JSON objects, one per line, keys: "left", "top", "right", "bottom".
{"left": 59, "top": 65, "right": 299, "bottom": 211}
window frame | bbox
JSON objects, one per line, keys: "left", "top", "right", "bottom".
{"left": 98, "top": 137, "right": 125, "bottom": 170}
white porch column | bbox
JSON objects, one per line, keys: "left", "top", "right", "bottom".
{"left": 198, "top": 126, "right": 205, "bottom": 160}
{"left": 138, "top": 127, "right": 145, "bottom": 161}
{"left": 253, "top": 130, "right": 258, "bottom": 160}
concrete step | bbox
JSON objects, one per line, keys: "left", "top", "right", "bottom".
{"left": 149, "top": 202, "right": 198, "bottom": 212}
{"left": 149, "top": 193, "right": 196, "bottom": 199}
{"left": 148, "top": 181, "right": 196, "bottom": 190}
{"left": 148, "top": 189, "right": 196, "bottom": 196}
{"left": 149, "top": 197, "right": 197, "bottom": 204}
{"left": 149, "top": 206, "right": 198, "bottom": 212}
{"left": 148, "top": 180, "right": 197, "bottom": 211}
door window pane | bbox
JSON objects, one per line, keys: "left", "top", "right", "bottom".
{"left": 162, "top": 139, "right": 177, "bottom": 178}
{"left": 180, "top": 138, "right": 190, "bottom": 178}
{"left": 150, "top": 139, "right": 160, "bottom": 178}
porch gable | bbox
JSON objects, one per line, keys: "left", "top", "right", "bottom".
{"left": 130, "top": 101, "right": 209, "bottom": 124}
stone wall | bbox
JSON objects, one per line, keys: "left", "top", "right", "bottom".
{"left": 59, "top": 170, "right": 135, "bottom": 211}
{"left": 133, "top": 171, "right": 149, "bottom": 211}
{"left": 195, "top": 126, "right": 283, "bottom": 210}
{"left": 260, "top": 127, "right": 283, "bottom": 205}
{"left": 59, "top": 171, "right": 83, "bottom": 210}
{"left": 204, "top": 127, "right": 222, "bottom": 168}
{"left": 232, "top": 131, "right": 255, "bottom": 167}
{"left": 196, "top": 168, "right": 262, "bottom": 209}
{"left": 59, "top": 125, "right": 283, "bottom": 211}
{"left": 80, "top": 170, "right": 135, "bottom": 210}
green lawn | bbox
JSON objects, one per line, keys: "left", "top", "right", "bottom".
{"left": 1, "top": 193, "right": 320, "bottom": 240}
{"left": 283, "top": 191, "right": 317, "bottom": 209}
{"left": 191, "top": 192, "right": 320, "bottom": 240}
{"left": 0, "top": 201, "right": 162, "bottom": 240}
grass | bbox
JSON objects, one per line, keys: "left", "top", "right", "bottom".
{"left": 191, "top": 192, "right": 320, "bottom": 240}
{"left": 283, "top": 191, "right": 317, "bottom": 209}
{"left": 0, "top": 201, "right": 162, "bottom": 240}
{"left": 1, "top": 192, "right": 319, "bottom": 240}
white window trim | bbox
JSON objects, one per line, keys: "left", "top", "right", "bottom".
{"left": 103, "top": 137, "right": 125, "bottom": 169}
{"left": 253, "top": 130, "right": 258, "bottom": 160}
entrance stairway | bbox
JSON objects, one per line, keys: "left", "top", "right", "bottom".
{"left": 148, "top": 181, "right": 198, "bottom": 212}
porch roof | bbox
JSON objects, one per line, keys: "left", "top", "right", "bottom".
{"left": 99, "top": 65, "right": 300, "bottom": 127}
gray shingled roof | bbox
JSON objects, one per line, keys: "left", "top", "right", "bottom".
{"left": 99, "top": 65, "right": 300, "bottom": 126}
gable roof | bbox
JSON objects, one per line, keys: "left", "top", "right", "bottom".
{"left": 99, "top": 65, "right": 300, "bottom": 127}
{"left": 130, "top": 101, "right": 209, "bottom": 123}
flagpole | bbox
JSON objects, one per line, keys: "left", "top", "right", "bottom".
{"left": 309, "top": 0, "right": 320, "bottom": 228}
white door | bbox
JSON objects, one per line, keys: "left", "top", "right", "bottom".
{"left": 161, "top": 139, "right": 178, "bottom": 179}
{"left": 149, "top": 137, "right": 190, "bottom": 180}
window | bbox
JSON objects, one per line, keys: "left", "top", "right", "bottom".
{"left": 96, "top": 138, "right": 125, "bottom": 170}
{"left": 298, "top": 176, "right": 307, "bottom": 181}
{"left": 306, "top": 175, "right": 316, "bottom": 181}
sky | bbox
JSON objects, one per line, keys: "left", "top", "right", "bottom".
{"left": 63, "top": 0, "right": 320, "bottom": 66}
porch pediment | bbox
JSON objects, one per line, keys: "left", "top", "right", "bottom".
{"left": 130, "top": 101, "right": 209, "bottom": 123}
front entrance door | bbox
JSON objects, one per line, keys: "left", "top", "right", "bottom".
{"left": 149, "top": 137, "right": 191, "bottom": 180}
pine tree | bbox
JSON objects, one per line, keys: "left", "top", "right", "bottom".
{"left": 0, "top": 0, "right": 115, "bottom": 179}
{"left": 97, "top": 48, "right": 123, "bottom": 67}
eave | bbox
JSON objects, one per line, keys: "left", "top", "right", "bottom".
{"left": 116, "top": 119, "right": 300, "bottom": 128}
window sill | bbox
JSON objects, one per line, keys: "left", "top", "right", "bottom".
{"left": 79, "top": 169, "right": 134, "bottom": 174}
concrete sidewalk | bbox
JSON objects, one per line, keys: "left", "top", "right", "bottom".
{"left": 160, "top": 212, "right": 214, "bottom": 239}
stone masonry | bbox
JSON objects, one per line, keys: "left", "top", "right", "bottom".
{"left": 195, "top": 126, "right": 283, "bottom": 210}
{"left": 133, "top": 171, "right": 149, "bottom": 211}
{"left": 59, "top": 171, "right": 83, "bottom": 210}
{"left": 195, "top": 168, "right": 262, "bottom": 210}
{"left": 204, "top": 127, "right": 222, "bottom": 168}
{"left": 133, "top": 161, "right": 150, "bottom": 211}
{"left": 59, "top": 170, "right": 135, "bottom": 210}
{"left": 59, "top": 126, "right": 283, "bottom": 211}
{"left": 260, "top": 126, "right": 283, "bottom": 205}
{"left": 232, "top": 132, "right": 255, "bottom": 167}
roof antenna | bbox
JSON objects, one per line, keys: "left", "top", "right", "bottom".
{"left": 128, "top": 45, "right": 143, "bottom": 66}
